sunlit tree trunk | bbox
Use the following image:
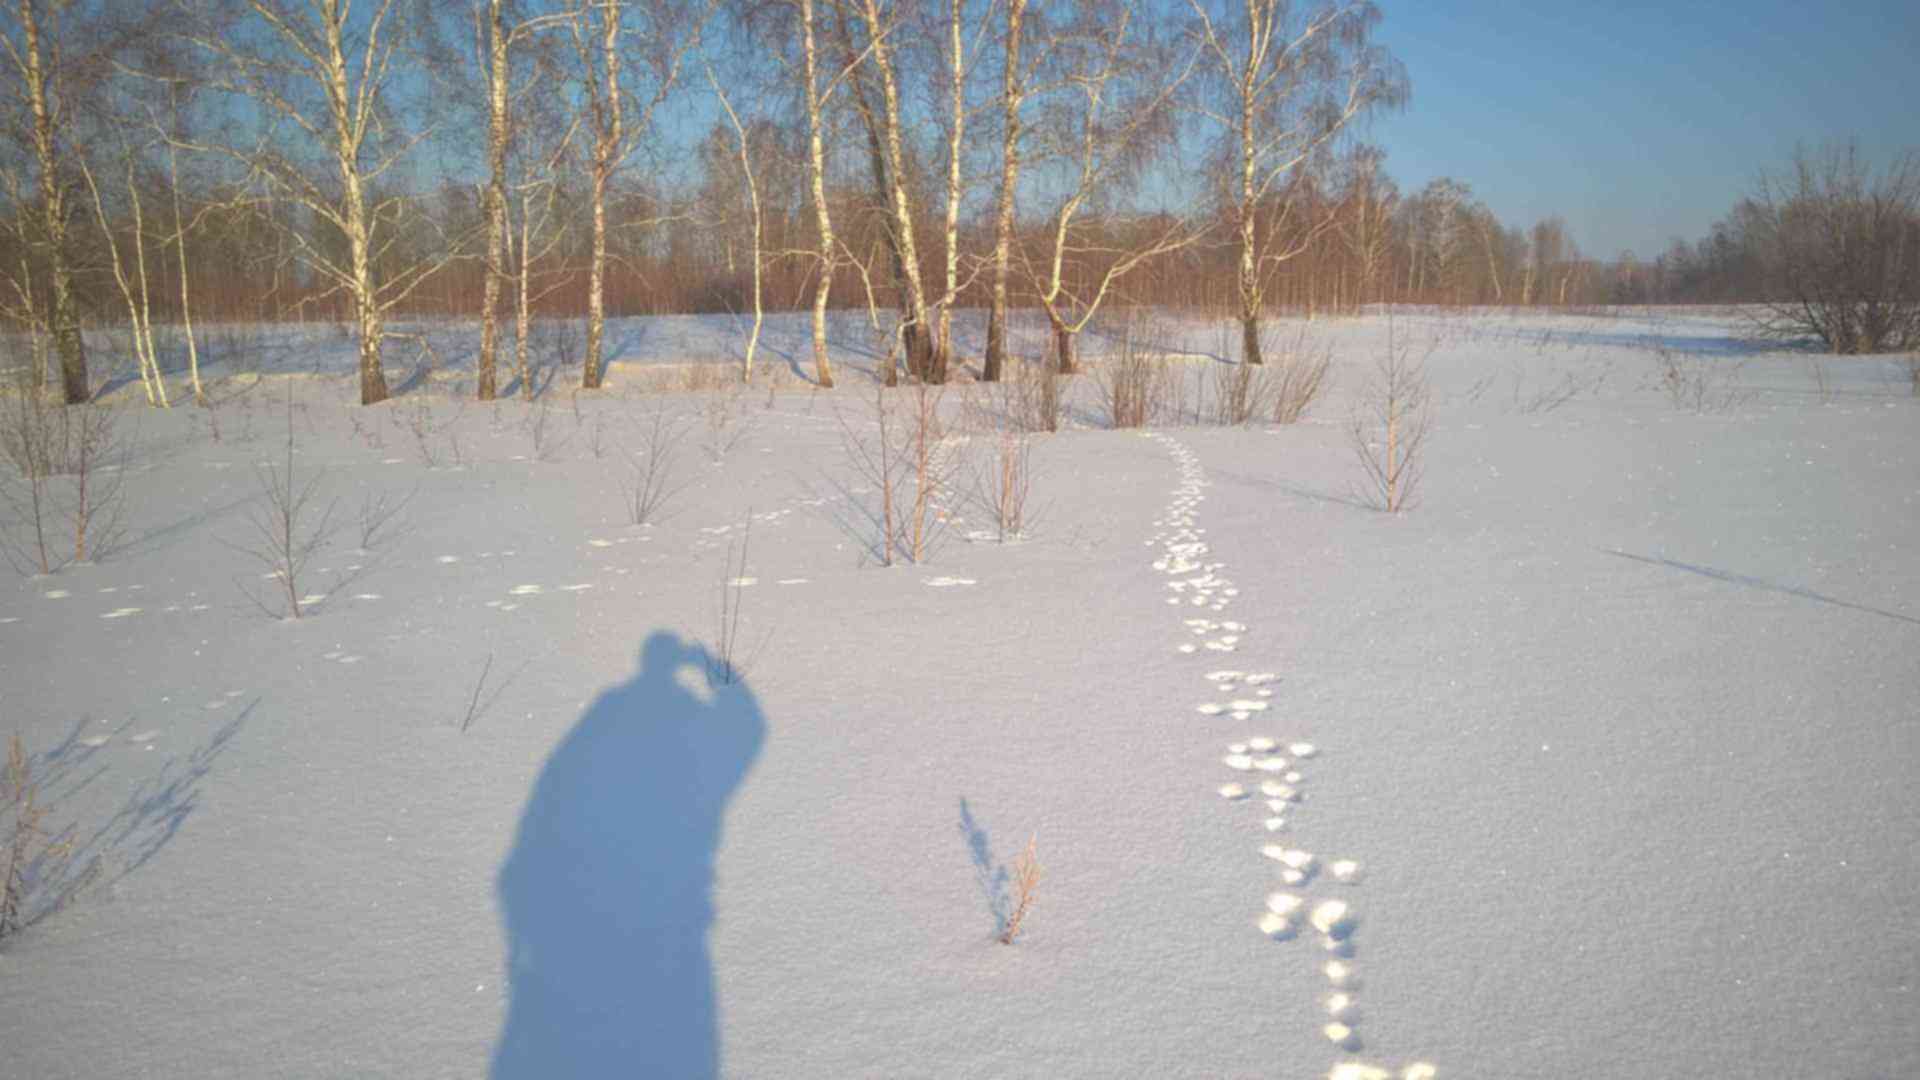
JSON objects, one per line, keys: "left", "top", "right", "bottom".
{"left": 797, "top": 0, "right": 835, "bottom": 387}
{"left": 982, "top": 0, "right": 1024, "bottom": 382}
{"left": 15, "top": 0, "right": 87, "bottom": 403}
{"left": 478, "top": 0, "right": 509, "bottom": 400}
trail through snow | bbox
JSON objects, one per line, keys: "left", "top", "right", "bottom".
{"left": 1147, "top": 431, "right": 1437, "bottom": 1080}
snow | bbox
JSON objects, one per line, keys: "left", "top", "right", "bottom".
{"left": 2, "top": 306, "right": 1917, "bottom": 1079}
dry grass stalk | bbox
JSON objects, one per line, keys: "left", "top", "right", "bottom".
{"left": 998, "top": 833, "right": 1042, "bottom": 945}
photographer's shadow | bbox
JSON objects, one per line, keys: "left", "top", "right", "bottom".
{"left": 493, "top": 632, "right": 766, "bottom": 1079}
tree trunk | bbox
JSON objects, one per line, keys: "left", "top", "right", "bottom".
{"left": 834, "top": 2, "right": 908, "bottom": 386}
{"left": 582, "top": 0, "right": 622, "bottom": 391}
{"left": 935, "top": 0, "right": 964, "bottom": 382}
{"left": 1053, "top": 320, "right": 1074, "bottom": 375}
{"left": 1236, "top": 66, "right": 1261, "bottom": 365}
{"left": 858, "top": 0, "right": 938, "bottom": 382}
{"left": 165, "top": 108, "right": 204, "bottom": 405}
{"left": 478, "top": 0, "right": 508, "bottom": 400}
{"left": 983, "top": 0, "right": 1025, "bottom": 383}
{"left": 19, "top": 0, "right": 86, "bottom": 403}
{"left": 798, "top": 0, "right": 835, "bottom": 387}
{"left": 515, "top": 189, "right": 534, "bottom": 400}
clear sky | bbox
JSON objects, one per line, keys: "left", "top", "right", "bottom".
{"left": 1364, "top": 0, "right": 1920, "bottom": 259}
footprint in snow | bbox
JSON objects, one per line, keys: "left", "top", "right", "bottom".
{"left": 437, "top": 555, "right": 461, "bottom": 564}
{"left": 44, "top": 589, "right": 69, "bottom": 599}
{"left": 924, "top": 577, "right": 977, "bottom": 587}
{"left": 101, "top": 607, "right": 143, "bottom": 619}
{"left": 509, "top": 584, "right": 544, "bottom": 596}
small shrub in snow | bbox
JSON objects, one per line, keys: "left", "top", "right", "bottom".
{"left": 1258, "top": 325, "right": 1333, "bottom": 425}
{"left": 998, "top": 834, "right": 1042, "bottom": 945}
{"left": 1349, "top": 330, "right": 1432, "bottom": 513}
{"left": 1208, "top": 360, "right": 1275, "bottom": 426}
{"left": 1652, "top": 345, "right": 1749, "bottom": 413}
{"left": 230, "top": 388, "right": 335, "bottom": 618}
{"left": 1095, "top": 334, "right": 1172, "bottom": 429}
{"left": 619, "top": 401, "right": 690, "bottom": 527}
{"left": 0, "top": 386, "right": 130, "bottom": 573}
{"left": 1, "top": 734, "right": 92, "bottom": 944}
{"left": 974, "top": 428, "right": 1036, "bottom": 542}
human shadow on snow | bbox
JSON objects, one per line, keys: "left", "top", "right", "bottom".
{"left": 492, "top": 631, "right": 766, "bottom": 1080}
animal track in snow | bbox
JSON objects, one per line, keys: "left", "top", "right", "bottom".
{"left": 1148, "top": 432, "right": 1432, "bottom": 1076}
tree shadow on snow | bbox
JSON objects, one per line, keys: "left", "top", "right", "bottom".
{"left": 492, "top": 631, "right": 767, "bottom": 1080}
{"left": 1604, "top": 549, "right": 1920, "bottom": 628}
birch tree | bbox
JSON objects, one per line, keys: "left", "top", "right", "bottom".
{"left": 1022, "top": 0, "right": 1194, "bottom": 375}
{"left": 1187, "top": 0, "right": 1403, "bottom": 364}
{"left": 0, "top": 0, "right": 92, "bottom": 404}
{"left": 183, "top": 0, "right": 442, "bottom": 406}
{"left": 566, "top": 0, "right": 705, "bottom": 391}
{"left": 704, "top": 61, "right": 761, "bottom": 381}
{"left": 1335, "top": 145, "right": 1391, "bottom": 306}
{"left": 790, "top": 0, "right": 843, "bottom": 388}
{"left": 832, "top": 0, "right": 937, "bottom": 383}
{"left": 928, "top": 0, "right": 992, "bottom": 380}
{"left": 981, "top": 0, "right": 1027, "bottom": 382}
{"left": 474, "top": 0, "right": 570, "bottom": 400}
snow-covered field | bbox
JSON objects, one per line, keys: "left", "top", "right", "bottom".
{"left": 2, "top": 308, "right": 1916, "bottom": 1079}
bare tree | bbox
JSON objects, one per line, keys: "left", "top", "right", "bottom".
{"left": 568, "top": 0, "right": 706, "bottom": 390}
{"left": 1748, "top": 142, "right": 1920, "bottom": 354}
{"left": 0, "top": 0, "right": 94, "bottom": 403}
{"left": 1022, "top": 0, "right": 1196, "bottom": 375}
{"left": 792, "top": 0, "right": 840, "bottom": 387}
{"left": 1187, "top": 0, "right": 1405, "bottom": 364}
{"left": 705, "top": 60, "right": 762, "bottom": 381}
{"left": 832, "top": 0, "right": 939, "bottom": 383}
{"left": 980, "top": 0, "right": 1027, "bottom": 383}
{"left": 474, "top": 0, "right": 570, "bottom": 400}
{"left": 77, "top": 130, "right": 172, "bottom": 408}
{"left": 182, "top": 0, "right": 446, "bottom": 406}
{"left": 1335, "top": 146, "right": 1392, "bottom": 307}
{"left": 929, "top": 0, "right": 992, "bottom": 378}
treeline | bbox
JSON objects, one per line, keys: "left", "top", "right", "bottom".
{"left": 3, "top": 1, "right": 1907, "bottom": 407}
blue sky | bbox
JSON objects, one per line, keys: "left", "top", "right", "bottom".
{"left": 1364, "top": 0, "right": 1920, "bottom": 258}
